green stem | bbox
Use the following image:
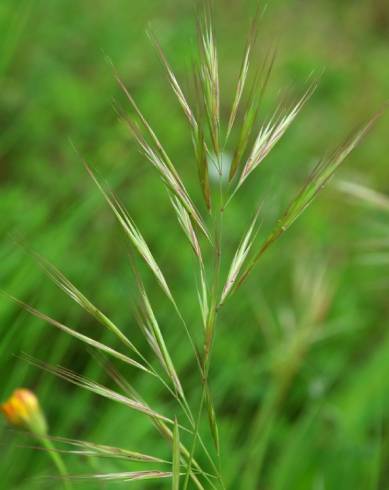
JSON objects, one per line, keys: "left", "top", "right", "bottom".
{"left": 183, "top": 389, "right": 206, "bottom": 490}
{"left": 39, "top": 436, "right": 72, "bottom": 490}
{"left": 196, "top": 174, "right": 226, "bottom": 489}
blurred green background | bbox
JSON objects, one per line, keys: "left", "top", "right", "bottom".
{"left": 1, "top": 0, "right": 388, "bottom": 488}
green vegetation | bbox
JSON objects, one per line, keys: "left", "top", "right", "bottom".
{"left": 0, "top": 0, "right": 388, "bottom": 488}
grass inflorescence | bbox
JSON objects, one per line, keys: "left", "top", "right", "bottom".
{"left": 3, "top": 3, "right": 382, "bottom": 489}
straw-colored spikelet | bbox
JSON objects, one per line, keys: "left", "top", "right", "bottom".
{"left": 1, "top": 388, "right": 47, "bottom": 436}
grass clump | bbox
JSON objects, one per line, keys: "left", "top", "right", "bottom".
{"left": 2, "top": 3, "right": 382, "bottom": 489}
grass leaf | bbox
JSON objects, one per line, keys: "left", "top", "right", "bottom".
{"left": 115, "top": 76, "right": 210, "bottom": 239}
{"left": 171, "top": 196, "right": 203, "bottom": 263}
{"left": 133, "top": 264, "right": 185, "bottom": 400}
{"left": 66, "top": 470, "right": 173, "bottom": 482}
{"left": 226, "top": 9, "right": 260, "bottom": 140}
{"left": 4, "top": 293, "right": 151, "bottom": 374}
{"left": 236, "top": 80, "right": 318, "bottom": 190}
{"left": 22, "top": 354, "right": 177, "bottom": 425}
{"left": 148, "top": 30, "right": 197, "bottom": 130}
{"left": 219, "top": 206, "right": 260, "bottom": 305}
{"left": 26, "top": 249, "right": 138, "bottom": 353}
{"left": 148, "top": 32, "right": 211, "bottom": 210}
{"left": 228, "top": 48, "right": 276, "bottom": 182}
{"left": 198, "top": 5, "right": 220, "bottom": 161}
{"left": 83, "top": 161, "right": 176, "bottom": 304}
{"left": 33, "top": 435, "right": 170, "bottom": 464}
{"left": 237, "top": 110, "right": 383, "bottom": 288}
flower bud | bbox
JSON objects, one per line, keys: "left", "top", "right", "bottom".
{"left": 1, "top": 388, "right": 48, "bottom": 436}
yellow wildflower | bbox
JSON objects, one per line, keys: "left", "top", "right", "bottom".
{"left": 1, "top": 388, "right": 47, "bottom": 436}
